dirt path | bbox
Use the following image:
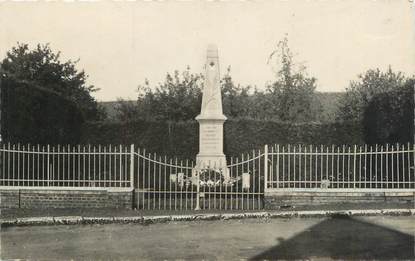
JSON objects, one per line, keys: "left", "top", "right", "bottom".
{"left": 1, "top": 216, "right": 414, "bottom": 260}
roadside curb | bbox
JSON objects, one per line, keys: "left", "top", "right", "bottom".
{"left": 1, "top": 209, "right": 414, "bottom": 227}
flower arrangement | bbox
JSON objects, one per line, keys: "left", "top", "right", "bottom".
{"left": 196, "top": 168, "right": 240, "bottom": 187}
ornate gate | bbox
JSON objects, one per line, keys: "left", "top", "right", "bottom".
{"left": 133, "top": 148, "right": 265, "bottom": 210}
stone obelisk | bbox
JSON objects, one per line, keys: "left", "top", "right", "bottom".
{"left": 195, "top": 44, "right": 227, "bottom": 169}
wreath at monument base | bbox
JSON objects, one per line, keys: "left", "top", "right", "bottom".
{"left": 186, "top": 168, "right": 239, "bottom": 187}
{"left": 171, "top": 168, "right": 241, "bottom": 188}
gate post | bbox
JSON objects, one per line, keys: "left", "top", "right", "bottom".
{"left": 353, "top": 144, "right": 357, "bottom": 189}
{"left": 47, "top": 144, "right": 50, "bottom": 186}
{"left": 130, "top": 144, "right": 134, "bottom": 188}
{"left": 194, "top": 168, "right": 201, "bottom": 210}
{"left": 264, "top": 144, "right": 268, "bottom": 192}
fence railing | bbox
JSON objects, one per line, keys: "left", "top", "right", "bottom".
{"left": 134, "top": 149, "right": 195, "bottom": 210}
{"left": 0, "top": 143, "right": 132, "bottom": 188}
{"left": 0, "top": 143, "right": 265, "bottom": 210}
{"left": 1, "top": 142, "right": 414, "bottom": 198}
{"left": 266, "top": 144, "right": 415, "bottom": 191}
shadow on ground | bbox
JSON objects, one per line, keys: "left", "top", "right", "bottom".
{"left": 250, "top": 215, "right": 414, "bottom": 260}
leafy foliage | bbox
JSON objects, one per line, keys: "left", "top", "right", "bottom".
{"left": 115, "top": 38, "right": 322, "bottom": 123}
{"left": 1, "top": 43, "right": 105, "bottom": 144}
{"left": 337, "top": 67, "right": 414, "bottom": 144}
{"left": 221, "top": 66, "right": 252, "bottom": 119}
{"left": 1, "top": 43, "right": 105, "bottom": 121}
{"left": 2, "top": 79, "right": 83, "bottom": 144}
{"left": 82, "top": 119, "right": 363, "bottom": 159}
{"left": 265, "top": 37, "right": 322, "bottom": 122}
{"left": 125, "top": 67, "right": 203, "bottom": 122}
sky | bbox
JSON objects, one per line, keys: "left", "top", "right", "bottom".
{"left": 0, "top": 0, "right": 414, "bottom": 101}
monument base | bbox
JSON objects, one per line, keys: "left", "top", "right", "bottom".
{"left": 194, "top": 154, "right": 230, "bottom": 182}
{"left": 196, "top": 153, "right": 227, "bottom": 168}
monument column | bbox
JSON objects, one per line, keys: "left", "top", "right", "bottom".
{"left": 195, "top": 44, "right": 227, "bottom": 170}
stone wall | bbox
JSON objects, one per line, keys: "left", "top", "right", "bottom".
{"left": 0, "top": 188, "right": 133, "bottom": 209}
{"left": 0, "top": 190, "right": 20, "bottom": 208}
{"left": 264, "top": 191, "right": 415, "bottom": 209}
{"left": 3, "top": 188, "right": 413, "bottom": 210}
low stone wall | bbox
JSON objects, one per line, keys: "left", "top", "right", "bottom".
{"left": 0, "top": 188, "right": 134, "bottom": 209}
{"left": 264, "top": 190, "right": 415, "bottom": 209}
{"left": 0, "top": 190, "right": 20, "bottom": 208}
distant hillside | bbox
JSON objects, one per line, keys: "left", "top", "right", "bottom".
{"left": 315, "top": 92, "right": 345, "bottom": 122}
{"left": 99, "top": 92, "right": 345, "bottom": 122}
{"left": 99, "top": 101, "right": 118, "bottom": 120}
{"left": 99, "top": 100, "right": 135, "bottom": 121}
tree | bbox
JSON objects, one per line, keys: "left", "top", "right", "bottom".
{"left": 1, "top": 43, "right": 105, "bottom": 144}
{"left": 1, "top": 43, "right": 104, "bottom": 121}
{"left": 115, "top": 66, "right": 256, "bottom": 122}
{"left": 337, "top": 67, "right": 407, "bottom": 121}
{"left": 266, "top": 36, "right": 322, "bottom": 122}
{"left": 221, "top": 66, "right": 252, "bottom": 119}
{"left": 1, "top": 80, "right": 84, "bottom": 144}
{"left": 337, "top": 67, "right": 414, "bottom": 144}
{"left": 134, "top": 67, "right": 203, "bottom": 122}
{"left": 115, "top": 38, "right": 324, "bottom": 124}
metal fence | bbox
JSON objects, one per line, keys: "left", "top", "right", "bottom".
{"left": 1, "top": 143, "right": 414, "bottom": 210}
{"left": 0, "top": 143, "right": 132, "bottom": 188}
{"left": 266, "top": 144, "right": 415, "bottom": 191}
{"left": 0, "top": 143, "right": 264, "bottom": 210}
{"left": 134, "top": 149, "right": 264, "bottom": 210}
{"left": 133, "top": 149, "right": 195, "bottom": 210}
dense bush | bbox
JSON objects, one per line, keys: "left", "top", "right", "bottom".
{"left": 363, "top": 85, "right": 413, "bottom": 144}
{"left": 81, "top": 119, "right": 363, "bottom": 159}
{"left": 0, "top": 43, "right": 107, "bottom": 145}
{"left": 2, "top": 79, "right": 84, "bottom": 144}
{"left": 1, "top": 43, "right": 104, "bottom": 122}
{"left": 337, "top": 68, "right": 414, "bottom": 144}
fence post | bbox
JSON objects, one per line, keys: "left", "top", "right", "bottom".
{"left": 47, "top": 144, "right": 50, "bottom": 187}
{"left": 353, "top": 144, "right": 357, "bottom": 188}
{"left": 195, "top": 167, "right": 201, "bottom": 210}
{"left": 264, "top": 144, "right": 268, "bottom": 192}
{"left": 130, "top": 144, "right": 134, "bottom": 188}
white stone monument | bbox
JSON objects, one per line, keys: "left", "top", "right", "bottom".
{"left": 195, "top": 44, "right": 228, "bottom": 172}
